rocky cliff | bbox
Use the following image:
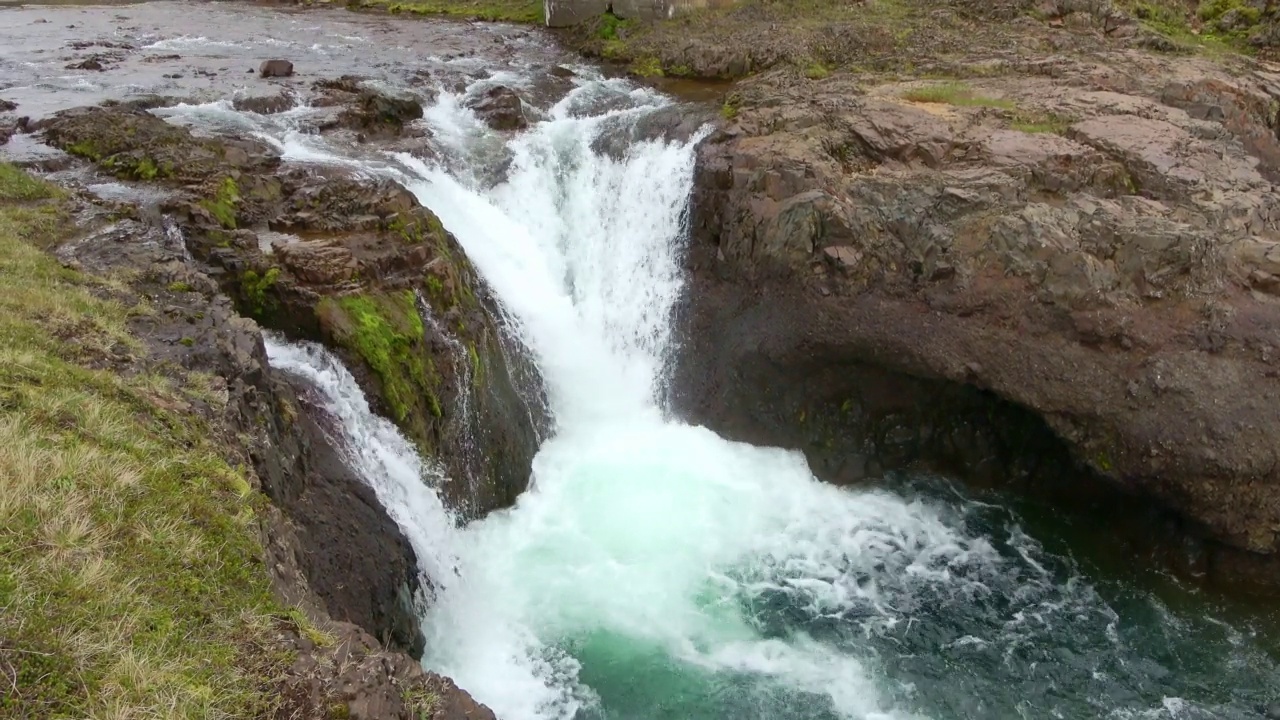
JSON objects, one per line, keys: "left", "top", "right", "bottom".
{"left": 674, "top": 14, "right": 1280, "bottom": 588}
{"left": 2, "top": 74, "right": 547, "bottom": 716}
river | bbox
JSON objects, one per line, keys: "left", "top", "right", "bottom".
{"left": 3, "top": 3, "right": 1280, "bottom": 718}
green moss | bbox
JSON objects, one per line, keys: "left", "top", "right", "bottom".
{"left": 720, "top": 93, "right": 742, "bottom": 121}
{"left": 425, "top": 274, "right": 448, "bottom": 306}
{"left": 179, "top": 337, "right": 195, "bottom": 347}
{"left": 598, "top": 11, "right": 631, "bottom": 40}
{"left": 240, "top": 267, "right": 280, "bottom": 317}
{"left": 1197, "top": 0, "right": 1260, "bottom": 25}
{"left": 318, "top": 291, "right": 442, "bottom": 424}
{"left": 901, "top": 82, "right": 1016, "bottom": 109}
{"left": 630, "top": 56, "right": 665, "bottom": 77}
{"left": 467, "top": 341, "right": 484, "bottom": 387}
{"left": 167, "top": 280, "right": 193, "bottom": 293}
{"left": 65, "top": 139, "right": 103, "bottom": 161}
{"left": 601, "top": 38, "right": 628, "bottom": 60}
{"left": 1096, "top": 450, "right": 1114, "bottom": 472}
{"left": 200, "top": 176, "right": 241, "bottom": 230}
{"left": 804, "top": 61, "right": 831, "bottom": 80}
{"left": 0, "top": 161, "right": 297, "bottom": 718}
{"left": 388, "top": 213, "right": 426, "bottom": 244}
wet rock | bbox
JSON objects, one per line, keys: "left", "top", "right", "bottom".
{"left": 101, "top": 94, "right": 184, "bottom": 111}
{"left": 465, "top": 85, "right": 529, "bottom": 131}
{"left": 259, "top": 58, "right": 294, "bottom": 78}
{"left": 66, "top": 56, "right": 105, "bottom": 71}
{"left": 328, "top": 85, "right": 424, "bottom": 137}
{"left": 276, "top": 238, "right": 359, "bottom": 285}
{"left": 0, "top": 99, "right": 16, "bottom": 112}
{"left": 233, "top": 90, "right": 296, "bottom": 115}
{"left": 592, "top": 103, "right": 711, "bottom": 159}
{"left": 677, "top": 60, "right": 1280, "bottom": 590}
{"left": 40, "top": 105, "right": 278, "bottom": 182}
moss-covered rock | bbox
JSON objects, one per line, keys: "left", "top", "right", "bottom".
{"left": 318, "top": 290, "right": 444, "bottom": 432}
{"left": 40, "top": 101, "right": 542, "bottom": 522}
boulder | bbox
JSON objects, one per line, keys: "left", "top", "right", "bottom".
{"left": 465, "top": 85, "right": 529, "bottom": 131}
{"left": 259, "top": 59, "right": 294, "bottom": 78}
{"left": 233, "top": 90, "right": 296, "bottom": 115}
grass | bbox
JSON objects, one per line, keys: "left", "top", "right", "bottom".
{"left": 1011, "top": 112, "right": 1074, "bottom": 134}
{"left": 0, "top": 163, "right": 295, "bottom": 717}
{"left": 1119, "top": 0, "right": 1259, "bottom": 55}
{"left": 804, "top": 61, "right": 831, "bottom": 80}
{"left": 403, "top": 686, "right": 439, "bottom": 719}
{"left": 359, "top": 0, "right": 543, "bottom": 23}
{"left": 901, "top": 81, "right": 1016, "bottom": 109}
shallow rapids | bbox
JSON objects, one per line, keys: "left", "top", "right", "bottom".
{"left": 5, "top": 4, "right": 1280, "bottom": 718}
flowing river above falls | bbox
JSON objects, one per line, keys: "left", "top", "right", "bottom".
{"left": 4, "top": 3, "right": 1280, "bottom": 719}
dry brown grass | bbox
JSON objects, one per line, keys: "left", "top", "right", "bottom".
{"left": 0, "top": 162, "right": 300, "bottom": 719}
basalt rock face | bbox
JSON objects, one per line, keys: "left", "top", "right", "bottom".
{"left": 676, "top": 52, "right": 1280, "bottom": 588}
{"left": 48, "top": 204, "right": 500, "bottom": 719}
{"left": 41, "top": 103, "right": 543, "bottom": 520}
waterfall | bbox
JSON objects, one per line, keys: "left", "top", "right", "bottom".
{"left": 264, "top": 337, "right": 461, "bottom": 593}
{"left": 207, "top": 70, "right": 1278, "bottom": 720}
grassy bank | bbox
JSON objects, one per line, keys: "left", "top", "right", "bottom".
{"left": 566, "top": 0, "right": 1266, "bottom": 81}
{"left": 348, "top": 0, "right": 543, "bottom": 24}
{"left": 0, "top": 163, "right": 290, "bottom": 718}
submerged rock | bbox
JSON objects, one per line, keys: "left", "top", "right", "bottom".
{"left": 677, "top": 54, "right": 1280, "bottom": 589}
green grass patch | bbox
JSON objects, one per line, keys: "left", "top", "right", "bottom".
{"left": 1122, "top": 0, "right": 1256, "bottom": 55}
{"left": 403, "top": 686, "right": 439, "bottom": 720}
{"left": 362, "top": 0, "right": 543, "bottom": 23}
{"left": 901, "top": 82, "right": 1016, "bottom": 109}
{"left": 1011, "top": 111, "right": 1074, "bottom": 134}
{"left": 0, "top": 162, "right": 295, "bottom": 719}
{"left": 804, "top": 61, "right": 831, "bottom": 80}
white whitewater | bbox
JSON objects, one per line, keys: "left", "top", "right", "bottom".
{"left": 263, "top": 338, "right": 461, "bottom": 589}
{"left": 393, "top": 81, "right": 985, "bottom": 720}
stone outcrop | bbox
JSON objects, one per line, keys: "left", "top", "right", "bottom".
{"left": 40, "top": 103, "right": 542, "bottom": 519}
{"left": 677, "top": 51, "right": 1280, "bottom": 588}
{"left": 52, "top": 198, "right": 495, "bottom": 717}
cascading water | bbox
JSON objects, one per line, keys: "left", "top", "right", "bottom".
{"left": 263, "top": 337, "right": 461, "bottom": 589}
{"left": 166, "top": 63, "right": 1280, "bottom": 720}
{"left": 393, "top": 83, "right": 1280, "bottom": 720}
